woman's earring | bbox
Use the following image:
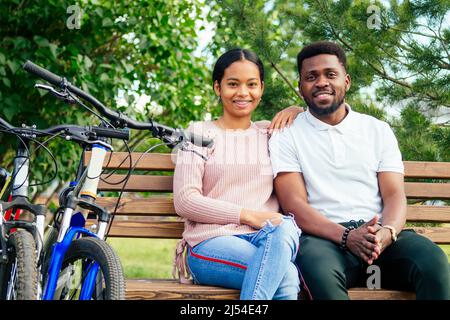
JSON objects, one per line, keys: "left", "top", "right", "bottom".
{"left": 218, "top": 96, "right": 222, "bottom": 104}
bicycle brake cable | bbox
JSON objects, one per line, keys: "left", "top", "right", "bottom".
{"left": 104, "top": 141, "right": 166, "bottom": 240}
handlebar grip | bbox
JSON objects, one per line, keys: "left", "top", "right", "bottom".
{"left": 23, "top": 61, "right": 63, "bottom": 87}
{"left": 91, "top": 127, "right": 130, "bottom": 141}
{"left": 184, "top": 131, "right": 214, "bottom": 148}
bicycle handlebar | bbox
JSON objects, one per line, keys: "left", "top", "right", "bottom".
{"left": 23, "top": 61, "right": 213, "bottom": 148}
{"left": 0, "top": 117, "right": 130, "bottom": 142}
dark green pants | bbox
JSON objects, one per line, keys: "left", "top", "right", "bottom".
{"left": 296, "top": 222, "right": 450, "bottom": 300}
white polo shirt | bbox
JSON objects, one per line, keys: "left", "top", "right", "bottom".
{"left": 268, "top": 105, "right": 404, "bottom": 223}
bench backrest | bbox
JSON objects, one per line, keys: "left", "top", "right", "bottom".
{"left": 84, "top": 152, "right": 450, "bottom": 244}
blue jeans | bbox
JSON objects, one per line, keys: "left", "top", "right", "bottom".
{"left": 187, "top": 216, "right": 301, "bottom": 300}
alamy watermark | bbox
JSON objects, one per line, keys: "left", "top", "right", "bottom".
{"left": 367, "top": 0, "right": 381, "bottom": 30}
{"left": 366, "top": 265, "right": 381, "bottom": 290}
{"left": 66, "top": 4, "right": 82, "bottom": 30}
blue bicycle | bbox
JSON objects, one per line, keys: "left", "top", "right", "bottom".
{"left": 22, "top": 61, "right": 212, "bottom": 300}
{"left": 41, "top": 133, "right": 128, "bottom": 300}
{"left": 0, "top": 116, "right": 129, "bottom": 300}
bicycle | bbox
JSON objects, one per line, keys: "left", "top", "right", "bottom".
{"left": 0, "top": 116, "right": 133, "bottom": 300}
{"left": 39, "top": 124, "right": 130, "bottom": 300}
{"left": 0, "top": 118, "right": 49, "bottom": 300}
{"left": 22, "top": 61, "right": 212, "bottom": 300}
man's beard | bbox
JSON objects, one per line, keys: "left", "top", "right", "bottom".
{"left": 305, "top": 95, "right": 345, "bottom": 116}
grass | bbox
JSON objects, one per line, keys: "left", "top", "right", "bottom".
{"left": 108, "top": 238, "right": 450, "bottom": 280}
{"left": 107, "top": 238, "right": 178, "bottom": 279}
{"left": 441, "top": 245, "right": 450, "bottom": 261}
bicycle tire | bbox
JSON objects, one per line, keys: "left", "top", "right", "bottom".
{"left": 41, "top": 225, "right": 59, "bottom": 286}
{"left": 0, "top": 229, "right": 38, "bottom": 300}
{"left": 55, "top": 236, "right": 125, "bottom": 300}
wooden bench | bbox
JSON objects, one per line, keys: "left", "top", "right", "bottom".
{"left": 85, "top": 152, "right": 450, "bottom": 300}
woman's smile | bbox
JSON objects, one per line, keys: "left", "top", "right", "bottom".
{"left": 233, "top": 99, "right": 253, "bottom": 109}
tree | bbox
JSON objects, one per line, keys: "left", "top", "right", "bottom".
{"left": 0, "top": 0, "right": 212, "bottom": 195}
{"left": 207, "top": 0, "right": 449, "bottom": 160}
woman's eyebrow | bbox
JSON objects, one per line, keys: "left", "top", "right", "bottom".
{"left": 225, "top": 77, "right": 259, "bottom": 81}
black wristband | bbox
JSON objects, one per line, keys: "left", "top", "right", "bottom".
{"left": 340, "top": 226, "right": 355, "bottom": 251}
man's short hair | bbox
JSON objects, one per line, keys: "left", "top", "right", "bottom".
{"left": 297, "top": 41, "right": 347, "bottom": 75}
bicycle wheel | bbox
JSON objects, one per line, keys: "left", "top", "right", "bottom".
{"left": 0, "top": 229, "right": 38, "bottom": 300}
{"left": 53, "top": 236, "right": 125, "bottom": 300}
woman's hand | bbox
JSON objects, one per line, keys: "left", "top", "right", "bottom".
{"left": 240, "top": 209, "right": 283, "bottom": 229}
{"left": 268, "top": 105, "right": 304, "bottom": 133}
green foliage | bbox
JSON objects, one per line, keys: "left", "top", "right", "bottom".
{"left": 0, "top": 0, "right": 211, "bottom": 194}
{"left": 208, "top": 0, "right": 449, "bottom": 161}
{"left": 393, "top": 104, "right": 449, "bottom": 161}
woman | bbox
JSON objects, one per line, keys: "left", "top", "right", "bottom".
{"left": 173, "top": 48, "right": 302, "bottom": 300}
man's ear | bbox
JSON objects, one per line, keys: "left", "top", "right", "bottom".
{"left": 345, "top": 74, "right": 351, "bottom": 92}
{"left": 298, "top": 81, "right": 304, "bottom": 98}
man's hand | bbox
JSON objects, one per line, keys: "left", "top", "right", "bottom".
{"left": 373, "top": 227, "right": 393, "bottom": 254}
{"left": 346, "top": 216, "right": 382, "bottom": 264}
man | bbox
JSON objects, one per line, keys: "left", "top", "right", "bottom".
{"left": 269, "top": 41, "right": 450, "bottom": 300}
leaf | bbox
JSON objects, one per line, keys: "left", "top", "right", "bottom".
{"left": 6, "top": 60, "right": 19, "bottom": 74}
{"left": 121, "top": 61, "right": 133, "bottom": 73}
{"left": 2, "top": 77, "right": 11, "bottom": 88}
{"left": 102, "top": 18, "right": 113, "bottom": 27}
{"left": 3, "top": 101, "right": 16, "bottom": 120}
{"left": 37, "top": 87, "right": 49, "bottom": 97}
{"left": 49, "top": 43, "right": 58, "bottom": 59}
{"left": 0, "top": 52, "right": 5, "bottom": 65}
{"left": 33, "top": 35, "right": 50, "bottom": 47}
{"left": 99, "top": 64, "right": 113, "bottom": 69}
{"left": 100, "top": 73, "right": 109, "bottom": 82}
{"left": 95, "top": 7, "right": 104, "bottom": 18}
{"left": 84, "top": 56, "right": 93, "bottom": 70}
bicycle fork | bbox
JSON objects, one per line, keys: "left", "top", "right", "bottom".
{"left": 43, "top": 144, "right": 110, "bottom": 300}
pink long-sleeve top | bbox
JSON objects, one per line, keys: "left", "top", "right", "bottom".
{"left": 172, "top": 120, "right": 280, "bottom": 282}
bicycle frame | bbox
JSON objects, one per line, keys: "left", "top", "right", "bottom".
{"left": 43, "top": 143, "right": 111, "bottom": 300}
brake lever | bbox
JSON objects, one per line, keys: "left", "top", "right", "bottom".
{"left": 61, "top": 127, "right": 114, "bottom": 151}
{"left": 178, "top": 142, "right": 208, "bottom": 161}
{"left": 34, "top": 83, "right": 76, "bottom": 104}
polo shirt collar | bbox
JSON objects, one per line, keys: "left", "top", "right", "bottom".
{"left": 305, "top": 104, "right": 356, "bottom": 134}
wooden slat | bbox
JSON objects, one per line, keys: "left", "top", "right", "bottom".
{"left": 124, "top": 279, "right": 414, "bottom": 300}
{"left": 107, "top": 220, "right": 184, "bottom": 238}
{"left": 84, "top": 152, "right": 174, "bottom": 171}
{"left": 108, "top": 221, "right": 450, "bottom": 242}
{"left": 107, "top": 220, "right": 450, "bottom": 243}
{"left": 99, "top": 176, "right": 450, "bottom": 196}
{"left": 96, "top": 196, "right": 176, "bottom": 216}
{"left": 96, "top": 197, "right": 450, "bottom": 222}
{"left": 347, "top": 288, "right": 415, "bottom": 300}
{"left": 87, "top": 154, "right": 450, "bottom": 179}
{"left": 406, "top": 205, "right": 450, "bottom": 222}
{"left": 85, "top": 154, "right": 450, "bottom": 179}
{"left": 404, "top": 161, "right": 450, "bottom": 179}
{"left": 125, "top": 279, "right": 239, "bottom": 300}
{"left": 410, "top": 227, "right": 450, "bottom": 244}
{"left": 98, "top": 175, "right": 173, "bottom": 192}
{"left": 405, "top": 182, "right": 450, "bottom": 199}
